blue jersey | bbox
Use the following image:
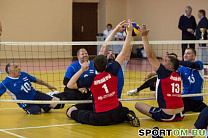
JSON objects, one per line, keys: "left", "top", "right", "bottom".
{"left": 177, "top": 61, "right": 204, "bottom": 100}
{"left": 0, "top": 72, "right": 37, "bottom": 108}
{"left": 65, "top": 60, "right": 95, "bottom": 80}
{"left": 107, "top": 62, "right": 124, "bottom": 98}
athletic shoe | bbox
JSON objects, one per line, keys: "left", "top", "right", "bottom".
{"left": 127, "top": 89, "right": 138, "bottom": 96}
{"left": 46, "top": 91, "right": 60, "bottom": 97}
{"left": 127, "top": 111, "right": 140, "bottom": 127}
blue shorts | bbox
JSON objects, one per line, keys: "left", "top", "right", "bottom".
{"left": 23, "top": 91, "right": 53, "bottom": 114}
{"left": 149, "top": 107, "right": 185, "bottom": 122}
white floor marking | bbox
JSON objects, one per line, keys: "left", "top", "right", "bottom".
{"left": 0, "top": 108, "right": 20, "bottom": 110}
{"left": 0, "top": 129, "right": 25, "bottom": 138}
{"left": 2, "top": 123, "right": 81, "bottom": 131}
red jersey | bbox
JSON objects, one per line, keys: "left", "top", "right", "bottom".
{"left": 156, "top": 64, "right": 184, "bottom": 109}
{"left": 77, "top": 61, "right": 120, "bottom": 113}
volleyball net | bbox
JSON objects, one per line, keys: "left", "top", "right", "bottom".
{"left": 0, "top": 40, "right": 208, "bottom": 104}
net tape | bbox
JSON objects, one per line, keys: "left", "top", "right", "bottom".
{"left": 1, "top": 40, "right": 208, "bottom": 45}
{"left": 0, "top": 93, "right": 208, "bottom": 104}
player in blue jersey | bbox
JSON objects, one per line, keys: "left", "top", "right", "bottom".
{"left": 99, "top": 20, "right": 133, "bottom": 98}
{"left": 51, "top": 48, "right": 96, "bottom": 100}
{"left": 0, "top": 62, "right": 65, "bottom": 114}
{"left": 178, "top": 48, "right": 207, "bottom": 112}
{"left": 66, "top": 20, "right": 140, "bottom": 126}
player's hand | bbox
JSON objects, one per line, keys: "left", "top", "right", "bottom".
{"left": 78, "top": 88, "right": 88, "bottom": 94}
{"left": 48, "top": 85, "right": 57, "bottom": 91}
{"left": 143, "top": 76, "right": 149, "bottom": 81}
{"left": 126, "top": 19, "right": 133, "bottom": 33}
{"left": 140, "top": 24, "right": 150, "bottom": 37}
{"left": 81, "top": 61, "right": 89, "bottom": 72}
{"left": 115, "top": 20, "right": 127, "bottom": 32}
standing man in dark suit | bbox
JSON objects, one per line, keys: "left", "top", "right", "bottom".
{"left": 196, "top": 10, "right": 208, "bottom": 42}
{"left": 178, "top": 6, "right": 197, "bottom": 59}
{"left": 196, "top": 9, "right": 208, "bottom": 63}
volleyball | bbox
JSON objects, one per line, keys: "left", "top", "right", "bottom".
{"left": 125, "top": 22, "right": 140, "bottom": 36}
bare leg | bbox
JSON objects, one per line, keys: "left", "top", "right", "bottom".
{"left": 66, "top": 106, "right": 78, "bottom": 118}
{"left": 49, "top": 97, "right": 60, "bottom": 108}
{"left": 135, "top": 102, "right": 152, "bottom": 117}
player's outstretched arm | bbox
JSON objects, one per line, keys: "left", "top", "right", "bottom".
{"left": 36, "top": 78, "right": 57, "bottom": 91}
{"left": 99, "top": 20, "right": 127, "bottom": 56}
{"left": 143, "top": 71, "right": 157, "bottom": 81}
{"left": 67, "top": 61, "right": 89, "bottom": 89}
{"left": 116, "top": 19, "right": 133, "bottom": 66}
{"left": 140, "top": 25, "right": 160, "bottom": 71}
{"left": 124, "top": 37, "right": 133, "bottom": 61}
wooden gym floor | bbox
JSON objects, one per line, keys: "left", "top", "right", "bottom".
{"left": 0, "top": 59, "right": 208, "bottom": 138}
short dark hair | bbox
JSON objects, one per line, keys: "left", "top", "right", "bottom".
{"left": 107, "top": 24, "right": 112, "bottom": 28}
{"left": 93, "top": 55, "right": 107, "bottom": 72}
{"left": 199, "top": 9, "right": 206, "bottom": 16}
{"left": 77, "top": 48, "right": 87, "bottom": 57}
{"left": 186, "top": 48, "right": 196, "bottom": 56}
{"left": 169, "top": 53, "right": 178, "bottom": 59}
{"left": 5, "top": 61, "right": 15, "bottom": 74}
{"left": 168, "top": 56, "right": 179, "bottom": 71}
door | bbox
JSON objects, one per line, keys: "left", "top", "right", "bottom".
{"left": 72, "top": 3, "right": 98, "bottom": 57}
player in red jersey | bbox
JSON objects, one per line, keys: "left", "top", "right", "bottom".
{"left": 135, "top": 24, "right": 184, "bottom": 122}
{"left": 66, "top": 19, "right": 140, "bottom": 127}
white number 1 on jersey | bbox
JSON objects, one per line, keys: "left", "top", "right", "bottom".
{"left": 102, "top": 83, "right": 109, "bottom": 93}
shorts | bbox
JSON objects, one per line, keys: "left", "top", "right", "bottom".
{"left": 182, "top": 97, "right": 207, "bottom": 112}
{"left": 54, "top": 88, "right": 91, "bottom": 100}
{"left": 71, "top": 102, "right": 130, "bottom": 126}
{"left": 149, "top": 107, "right": 185, "bottom": 122}
{"left": 23, "top": 91, "right": 53, "bottom": 114}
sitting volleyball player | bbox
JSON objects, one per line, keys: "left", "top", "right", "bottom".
{"left": 99, "top": 20, "right": 133, "bottom": 98}
{"left": 127, "top": 53, "right": 178, "bottom": 96}
{"left": 66, "top": 20, "right": 140, "bottom": 126}
{"left": 49, "top": 48, "right": 95, "bottom": 100}
{"left": 0, "top": 62, "right": 64, "bottom": 114}
{"left": 178, "top": 48, "right": 207, "bottom": 112}
{"left": 180, "top": 106, "right": 208, "bottom": 138}
{"left": 135, "top": 25, "right": 184, "bottom": 122}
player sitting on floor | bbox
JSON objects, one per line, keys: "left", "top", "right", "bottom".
{"left": 135, "top": 24, "right": 184, "bottom": 122}
{"left": 99, "top": 20, "right": 133, "bottom": 98}
{"left": 180, "top": 106, "right": 208, "bottom": 138}
{"left": 127, "top": 53, "right": 178, "bottom": 96}
{"left": 66, "top": 20, "right": 140, "bottom": 127}
{"left": 48, "top": 48, "right": 96, "bottom": 100}
{"left": 178, "top": 48, "right": 207, "bottom": 112}
{"left": 0, "top": 62, "right": 64, "bottom": 114}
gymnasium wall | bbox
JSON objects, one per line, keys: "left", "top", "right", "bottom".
{"left": 1, "top": 0, "right": 208, "bottom": 59}
{"left": 0, "top": 0, "right": 72, "bottom": 42}
{"left": 0, "top": 0, "right": 73, "bottom": 59}
{"left": 127, "top": 0, "right": 208, "bottom": 41}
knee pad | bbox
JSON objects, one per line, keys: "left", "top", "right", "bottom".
{"left": 54, "top": 104, "right": 65, "bottom": 109}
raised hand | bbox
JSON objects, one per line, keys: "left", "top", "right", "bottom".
{"left": 115, "top": 20, "right": 127, "bottom": 32}
{"left": 126, "top": 19, "right": 133, "bottom": 33}
{"left": 140, "top": 24, "right": 150, "bottom": 37}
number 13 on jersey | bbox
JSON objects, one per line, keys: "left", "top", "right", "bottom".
{"left": 171, "top": 83, "right": 180, "bottom": 93}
